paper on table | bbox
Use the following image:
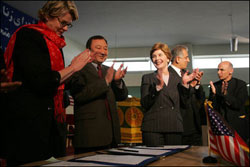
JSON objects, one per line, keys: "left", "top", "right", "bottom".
{"left": 76, "top": 154, "right": 154, "bottom": 165}
{"left": 45, "top": 156, "right": 60, "bottom": 162}
{"left": 134, "top": 145, "right": 190, "bottom": 150}
{"left": 107, "top": 147, "right": 171, "bottom": 156}
{"left": 43, "top": 160, "right": 110, "bottom": 166}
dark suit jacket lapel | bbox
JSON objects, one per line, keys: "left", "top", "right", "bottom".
{"left": 86, "top": 63, "right": 98, "bottom": 76}
{"left": 168, "top": 66, "right": 181, "bottom": 81}
{"left": 166, "top": 72, "right": 179, "bottom": 106}
{"left": 102, "top": 65, "right": 109, "bottom": 78}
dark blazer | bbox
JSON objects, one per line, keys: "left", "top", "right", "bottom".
{"left": 208, "top": 77, "right": 249, "bottom": 142}
{"left": 140, "top": 68, "right": 189, "bottom": 133}
{"left": 169, "top": 66, "right": 206, "bottom": 135}
{"left": 181, "top": 86, "right": 206, "bottom": 135}
{"left": 1, "top": 28, "right": 65, "bottom": 164}
{"left": 69, "top": 63, "right": 128, "bottom": 148}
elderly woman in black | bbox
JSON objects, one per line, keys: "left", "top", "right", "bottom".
{"left": 1, "top": 1, "right": 91, "bottom": 165}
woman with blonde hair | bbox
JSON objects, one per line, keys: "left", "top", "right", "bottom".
{"left": 140, "top": 42, "right": 196, "bottom": 146}
{"left": 2, "top": 1, "right": 91, "bottom": 165}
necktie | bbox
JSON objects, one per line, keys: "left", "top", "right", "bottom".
{"left": 97, "top": 64, "right": 111, "bottom": 120}
{"left": 221, "top": 81, "right": 228, "bottom": 95}
{"left": 180, "top": 69, "right": 185, "bottom": 77}
{"left": 97, "top": 64, "right": 103, "bottom": 78}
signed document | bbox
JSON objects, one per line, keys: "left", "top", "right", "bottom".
{"left": 107, "top": 147, "right": 171, "bottom": 156}
{"left": 75, "top": 154, "right": 154, "bottom": 166}
{"left": 133, "top": 145, "right": 190, "bottom": 150}
{"left": 43, "top": 160, "right": 110, "bottom": 166}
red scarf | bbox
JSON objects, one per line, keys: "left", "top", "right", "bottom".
{"left": 4, "top": 21, "right": 66, "bottom": 123}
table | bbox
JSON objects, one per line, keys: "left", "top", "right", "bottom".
{"left": 23, "top": 146, "right": 233, "bottom": 166}
{"left": 148, "top": 146, "right": 232, "bottom": 166}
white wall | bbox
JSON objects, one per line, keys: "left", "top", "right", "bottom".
{"left": 63, "top": 36, "right": 84, "bottom": 66}
{"left": 62, "top": 39, "right": 249, "bottom": 86}
{"left": 110, "top": 44, "right": 249, "bottom": 86}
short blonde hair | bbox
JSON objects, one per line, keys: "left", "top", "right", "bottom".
{"left": 150, "top": 42, "right": 172, "bottom": 61}
{"left": 38, "top": 1, "right": 78, "bottom": 22}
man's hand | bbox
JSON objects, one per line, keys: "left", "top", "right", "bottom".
{"left": 105, "top": 63, "right": 115, "bottom": 84}
{"left": 190, "top": 71, "right": 203, "bottom": 87}
{"left": 209, "top": 81, "right": 216, "bottom": 94}
{"left": 182, "top": 68, "right": 199, "bottom": 86}
{"left": 114, "top": 64, "right": 127, "bottom": 84}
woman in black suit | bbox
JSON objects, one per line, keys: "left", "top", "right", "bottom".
{"left": 1, "top": 1, "right": 91, "bottom": 165}
{"left": 140, "top": 42, "right": 196, "bottom": 146}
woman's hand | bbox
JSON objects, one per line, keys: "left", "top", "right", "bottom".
{"left": 156, "top": 71, "right": 164, "bottom": 90}
{"left": 70, "top": 49, "right": 92, "bottom": 72}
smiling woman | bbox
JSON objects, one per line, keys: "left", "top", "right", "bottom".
{"left": 140, "top": 42, "right": 200, "bottom": 147}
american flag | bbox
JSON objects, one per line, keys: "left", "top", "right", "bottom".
{"left": 205, "top": 101, "right": 249, "bottom": 166}
{"left": 69, "top": 95, "right": 74, "bottom": 106}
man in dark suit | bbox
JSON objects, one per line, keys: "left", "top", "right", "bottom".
{"left": 209, "top": 61, "right": 249, "bottom": 145}
{"left": 69, "top": 35, "right": 128, "bottom": 154}
{"left": 170, "top": 45, "right": 205, "bottom": 146}
{"left": 0, "top": 48, "right": 22, "bottom": 93}
{"left": 0, "top": 47, "right": 22, "bottom": 164}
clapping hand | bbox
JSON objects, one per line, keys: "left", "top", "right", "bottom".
{"left": 209, "top": 81, "right": 216, "bottom": 94}
{"left": 156, "top": 70, "right": 164, "bottom": 90}
{"left": 190, "top": 70, "right": 204, "bottom": 87}
{"left": 182, "top": 68, "right": 199, "bottom": 86}
{"left": 114, "top": 63, "right": 127, "bottom": 84}
{"left": 105, "top": 63, "right": 115, "bottom": 84}
{"left": 105, "top": 62, "right": 127, "bottom": 84}
{"left": 70, "top": 49, "right": 92, "bottom": 72}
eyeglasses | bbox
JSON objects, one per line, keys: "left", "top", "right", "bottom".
{"left": 57, "top": 17, "right": 73, "bottom": 28}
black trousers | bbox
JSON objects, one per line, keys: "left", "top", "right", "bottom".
{"left": 182, "top": 132, "right": 202, "bottom": 146}
{"left": 142, "top": 132, "right": 182, "bottom": 146}
{"left": 74, "top": 144, "right": 112, "bottom": 154}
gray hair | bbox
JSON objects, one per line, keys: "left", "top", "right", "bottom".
{"left": 171, "top": 45, "right": 188, "bottom": 63}
{"left": 38, "top": 1, "right": 78, "bottom": 22}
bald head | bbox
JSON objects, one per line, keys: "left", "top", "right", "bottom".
{"left": 221, "top": 61, "right": 233, "bottom": 68}
{"left": 217, "top": 61, "right": 234, "bottom": 81}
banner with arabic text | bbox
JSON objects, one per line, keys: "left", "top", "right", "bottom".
{"left": 0, "top": 1, "right": 37, "bottom": 51}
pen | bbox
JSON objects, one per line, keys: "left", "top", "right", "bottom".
{"left": 117, "top": 148, "right": 139, "bottom": 152}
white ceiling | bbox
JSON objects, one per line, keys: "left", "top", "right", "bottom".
{"left": 4, "top": 1, "right": 249, "bottom": 48}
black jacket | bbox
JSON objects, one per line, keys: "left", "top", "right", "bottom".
{"left": 1, "top": 27, "right": 66, "bottom": 164}
{"left": 140, "top": 67, "right": 189, "bottom": 133}
{"left": 208, "top": 77, "right": 249, "bottom": 142}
